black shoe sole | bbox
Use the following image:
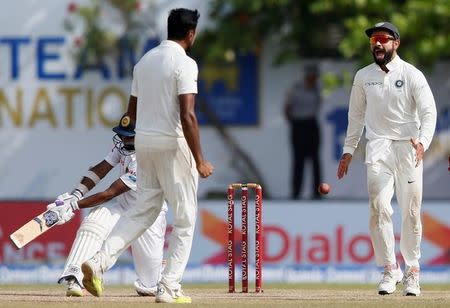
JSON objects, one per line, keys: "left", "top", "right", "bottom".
{"left": 378, "top": 291, "right": 393, "bottom": 295}
{"left": 136, "top": 290, "right": 155, "bottom": 297}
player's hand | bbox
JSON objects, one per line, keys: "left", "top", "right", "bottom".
{"left": 47, "top": 192, "right": 80, "bottom": 225}
{"left": 410, "top": 138, "right": 424, "bottom": 167}
{"left": 197, "top": 161, "right": 214, "bottom": 178}
{"left": 56, "top": 192, "right": 80, "bottom": 210}
{"left": 337, "top": 153, "right": 353, "bottom": 179}
{"left": 47, "top": 199, "right": 75, "bottom": 225}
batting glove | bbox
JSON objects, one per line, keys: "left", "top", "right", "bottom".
{"left": 47, "top": 199, "right": 75, "bottom": 225}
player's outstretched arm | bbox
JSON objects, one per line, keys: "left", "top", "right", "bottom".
{"left": 72, "top": 160, "right": 114, "bottom": 199}
{"left": 47, "top": 160, "right": 115, "bottom": 224}
{"left": 48, "top": 179, "right": 130, "bottom": 226}
{"left": 77, "top": 179, "right": 130, "bottom": 209}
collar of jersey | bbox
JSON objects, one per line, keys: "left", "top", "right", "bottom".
{"left": 160, "top": 40, "right": 186, "bottom": 55}
{"left": 385, "top": 54, "right": 401, "bottom": 72}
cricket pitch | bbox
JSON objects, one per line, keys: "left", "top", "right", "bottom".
{"left": 1, "top": 283, "right": 450, "bottom": 307}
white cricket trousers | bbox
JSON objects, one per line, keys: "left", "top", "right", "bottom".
{"left": 60, "top": 202, "right": 166, "bottom": 288}
{"left": 367, "top": 140, "right": 423, "bottom": 269}
{"left": 101, "top": 133, "right": 198, "bottom": 290}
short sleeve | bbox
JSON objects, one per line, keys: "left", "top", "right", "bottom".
{"left": 119, "top": 159, "right": 137, "bottom": 191}
{"left": 104, "top": 147, "right": 120, "bottom": 167}
{"left": 176, "top": 58, "right": 198, "bottom": 95}
{"left": 131, "top": 66, "right": 138, "bottom": 97}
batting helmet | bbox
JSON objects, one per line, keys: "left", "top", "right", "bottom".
{"left": 112, "top": 114, "right": 135, "bottom": 155}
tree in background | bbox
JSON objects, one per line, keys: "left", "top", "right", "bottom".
{"left": 64, "top": 0, "right": 161, "bottom": 73}
{"left": 64, "top": 0, "right": 450, "bottom": 69}
{"left": 194, "top": 0, "right": 450, "bottom": 68}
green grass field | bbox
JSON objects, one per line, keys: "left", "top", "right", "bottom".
{"left": 1, "top": 283, "right": 450, "bottom": 307}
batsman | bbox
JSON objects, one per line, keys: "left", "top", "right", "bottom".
{"left": 50, "top": 113, "right": 167, "bottom": 297}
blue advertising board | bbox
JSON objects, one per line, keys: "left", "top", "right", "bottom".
{"left": 196, "top": 54, "right": 258, "bottom": 125}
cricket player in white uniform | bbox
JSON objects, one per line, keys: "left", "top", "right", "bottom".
{"left": 337, "top": 22, "right": 437, "bottom": 296}
{"left": 50, "top": 114, "right": 167, "bottom": 297}
{"left": 81, "top": 8, "right": 214, "bottom": 304}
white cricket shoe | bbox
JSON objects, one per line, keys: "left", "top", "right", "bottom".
{"left": 155, "top": 283, "right": 192, "bottom": 304}
{"left": 378, "top": 264, "right": 403, "bottom": 295}
{"left": 403, "top": 267, "right": 421, "bottom": 296}
{"left": 134, "top": 279, "right": 157, "bottom": 296}
{"left": 66, "top": 278, "right": 83, "bottom": 297}
{"left": 81, "top": 254, "right": 105, "bottom": 297}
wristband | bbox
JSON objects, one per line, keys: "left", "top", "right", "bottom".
{"left": 74, "top": 183, "right": 89, "bottom": 197}
{"left": 85, "top": 170, "right": 101, "bottom": 184}
{"left": 72, "top": 189, "right": 83, "bottom": 201}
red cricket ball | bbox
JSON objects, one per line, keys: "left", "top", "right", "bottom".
{"left": 318, "top": 183, "right": 331, "bottom": 195}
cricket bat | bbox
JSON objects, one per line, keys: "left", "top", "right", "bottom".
{"left": 9, "top": 208, "right": 60, "bottom": 249}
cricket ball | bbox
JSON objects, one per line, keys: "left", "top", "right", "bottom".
{"left": 318, "top": 183, "right": 331, "bottom": 195}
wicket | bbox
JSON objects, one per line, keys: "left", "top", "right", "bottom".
{"left": 227, "top": 183, "right": 263, "bottom": 293}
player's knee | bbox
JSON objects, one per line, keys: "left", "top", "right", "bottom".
{"left": 78, "top": 221, "right": 109, "bottom": 240}
{"left": 408, "top": 198, "right": 422, "bottom": 234}
{"left": 172, "top": 218, "right": 196, "bottom": 234}
{"left": 173, "top": 211, "right": 196, "bottom": 229}
{"left": 369, "top": 201, "right": 392, "bottom": 228}
{"left": 78, "top": 207, "right": 112, "bottom": 239}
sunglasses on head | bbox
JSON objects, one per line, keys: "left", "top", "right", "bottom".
{"left": 370, "top": 35, "right": 395, "bottom": 44}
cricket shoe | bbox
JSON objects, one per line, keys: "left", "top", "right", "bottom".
{"left": 155, "top": 283, "right": 192, "bottom": 303}
{"left": 378, "top": 263, "right": 403, "bottom": 295}
{"left": 66, "top": 278, "right": 83, "bottom": 297}
{"left": 81, "top": 254, "right": 105, "bottom": 297}
{"left": 403, "top": 267, "right": 421, "bottom": 296}
{"left": 134, "top": 279, "right": 157, "bottom": 296}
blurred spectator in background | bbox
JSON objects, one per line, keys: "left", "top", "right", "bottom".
{"left": 284, "top": 64, "right": 322, "bottom": 199}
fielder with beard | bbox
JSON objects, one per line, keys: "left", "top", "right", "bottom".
{"left": 337, "top": 22, "right": 436, "bottom": 296}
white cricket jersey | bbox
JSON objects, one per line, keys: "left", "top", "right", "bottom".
{"left": 104, "top": 148, "right": 169, "bottom": 212}
{"left": 343, "top": 55, "right": 437, "bottom": 163}
{"left": 131, "top": 40, "right": 198, "bottom": 137}
{"left": 104, "top": 148, "right": 137, "bottom": 209}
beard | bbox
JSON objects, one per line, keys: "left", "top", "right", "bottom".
{"left": 372, "top": 47, "right": 394, "bottom": 66}
{"left": 185, "top": 42, "right": 193, "bottom": 53}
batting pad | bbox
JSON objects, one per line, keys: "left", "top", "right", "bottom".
{"left": 58, "top": 206, "right": 119, "bottom": 285}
